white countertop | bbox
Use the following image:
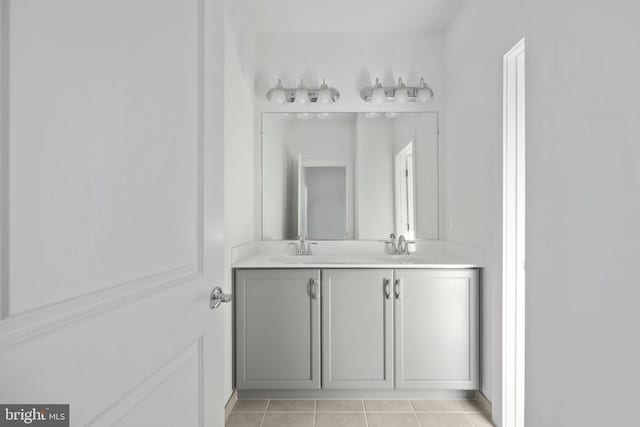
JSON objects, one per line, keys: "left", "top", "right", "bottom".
{"left": 230, "top": 240, "right": 482, "bottom": 269}
{"left": 232, "top": 253, "right": 480, "bottom": 269}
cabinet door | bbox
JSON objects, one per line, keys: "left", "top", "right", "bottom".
{"left": 322, "top": 269, "right": 394, "bottom": 389}
{"left": 394, "top": 269, "right": 479, "bottom": 389}
{"left": 235, "top": 269, "right": 321, "bottom": 390}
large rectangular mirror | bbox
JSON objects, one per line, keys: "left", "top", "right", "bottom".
{"left": 261, "top": 112, "right": 439, "bottom": 240}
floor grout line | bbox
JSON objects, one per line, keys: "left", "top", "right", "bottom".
{"left": 464, "top": 412, "right": 475, "bottom": 427}
{"left": 312, "top": 400, "right": 316, "bottom": 427}
{"left": 257, "top": 400, "right": 268, "bottom": 427}
{"left": 228, "top": 399, "right": 492, "bottom": 427}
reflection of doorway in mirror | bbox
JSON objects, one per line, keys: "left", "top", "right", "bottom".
{"left": 394, "top": 142, "right": 416, "bottom": 239}
{"left": 297, "top": 156, "right": 354, "bottom": 240}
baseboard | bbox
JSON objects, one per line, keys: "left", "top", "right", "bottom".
{"left": 475, "top": 390, "right": 492, "bottom": 415}
{"left": 238, "top": 389, "right": 475, "bottom": 400}
{"left": 224, "top": 390, "right": 238, "bottom": 421}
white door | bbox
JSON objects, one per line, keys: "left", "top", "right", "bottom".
{"left": 0, "top": 1, "right": 227, "bottom": 426}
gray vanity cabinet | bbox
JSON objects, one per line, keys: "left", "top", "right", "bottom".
{"left": 394, "top": 269, "right": 479, "bottom": 389}
{"left": 235, "top": 269, "right": 321, "bottom": 390}
{"left": 321, "top": 269, "right": 394, "bottom": 389}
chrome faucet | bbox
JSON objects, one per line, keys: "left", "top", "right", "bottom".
{"left": 384, "top": 233, "right": 412, "bottom": 255}
{"left": 398, "top": 235, "right": 409, "bottom": 255}
{"left": 289, "top": 233, "right": 316, "bottom": 256}
{"left": 385, "top": 233, "right": 398, "bottom": 254}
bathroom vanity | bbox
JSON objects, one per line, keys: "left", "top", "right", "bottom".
{"left": 232, "top": 250, "right": 479, "bottom": 399}
{"left": 232, "top": 112, "right": 481, "bottom": 399}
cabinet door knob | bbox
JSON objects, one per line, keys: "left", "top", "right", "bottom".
{"left": 394, "top": 278, "right": 401, "bottom": 299}
{"left": 383, "top": 278, "right": 391, "bottom": 299}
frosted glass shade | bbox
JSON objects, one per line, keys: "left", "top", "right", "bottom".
{"left": 370, "top": 78, "right": 386, "bottom": 104}
{"left": 394, "top": 87, "right": 409, "bottom": 104}
{"left": 317, "top": 88, "right": 332, "bottom": 104}
{"left": 393, "top": 78, "right": 408, "bottom": 104}
{"left": 294, "top": 89, "right": 310, "bottom": 104}
{"left": 294, "top": 80, "right": 309, "bottom": 104}
{"left": 267, "top": 79, "right": 287, "bottom": 104}
{"left": 417, "top": 88, "right": 433, "bottom": 103}
{"left": 417, "top": 78, "right": 434, "bottom": 103}
{"left": 269, "top": 88, "right": 287, "bottom": 104}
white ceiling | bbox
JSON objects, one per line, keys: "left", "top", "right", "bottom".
{"left": 254, "top": 0, "right": 464, "bottom": 33}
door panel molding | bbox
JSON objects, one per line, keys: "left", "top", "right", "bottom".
{"left": 0, "top": 0, "right": 205, "bottom": 317}
{"left": 87, "top": 337, "right": 203, "bottom": 427}
{"left": 0, "top": 265, "right": 200, "bottom": 350}
{"left": 0, "top": 0, "right": 206, "bottom": 346}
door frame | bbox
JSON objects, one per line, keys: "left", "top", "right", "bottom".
{"left": 394, "top": 140, "right": 416, "bottom": 239}
{"left": 297, "top": 157, "right": 354, "bottom": 239}
{"left": 501, "top": 37, "right": 526, "bottom": 427}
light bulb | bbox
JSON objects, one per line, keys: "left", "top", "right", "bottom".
{"left": 385, "top": 112, "right": 399, "bottom": 119}
{"left": 394, "top": 78, "right": 409, "bottom": 105}
{"left": 417, "top": 78, "right": 434, "bottom": 103}
{"left": 294, "top": 80, "right": 310, "bottom": 105}
{"left": 297, "top": 112, "right": 311, "bottom": 120}
{"left": 317, "top": 79, "right": 333, "bottom": 104}
{"left": 317, "top": 112, "right": 332, "bottom": 119}
{"left": 365, "top": 112, "right": 381, "bottom": 119}
{"left": 267, "top": 79, "right": 287, "bottom": 105}
{"left": 370, "top": 78, "right": 387, "bottom": 104}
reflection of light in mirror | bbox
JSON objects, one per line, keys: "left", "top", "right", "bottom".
{"left": 365, "top": 112, "right": 381, "bottom": 119}
{"left": 317, "top": 112, "right": 333, "bottom": 119}
{"left": 385, "top": 112, "right": 400, "bottom": 119}
{"left": 297, "top": 112, "right": 312, "bottom": 120}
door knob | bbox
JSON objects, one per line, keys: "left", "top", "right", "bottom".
{"left": 210, "top": 287, "right": 232, "bottom": 309}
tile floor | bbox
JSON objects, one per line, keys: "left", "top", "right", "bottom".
{"left": 226, "top": 399, "right": 494, "bottom": 427}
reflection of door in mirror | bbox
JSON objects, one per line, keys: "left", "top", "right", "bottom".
{"left": 394, "top": 141, "right": 416, "bottom": 239}
{"left": 297, "top": 157, "right": 353, "bottom": 240}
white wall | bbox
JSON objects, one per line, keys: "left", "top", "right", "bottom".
{"left": 356, "top": 116, "right": 395, "bottom": 238}
{"left": 443, "top": 0, "right": 524, "bottom": 423}
{"left": 394, "top": 114, "right": 439, "bottom": 239}
{"left": 224, "top": 0, "right": 256, "bottom": 402}
{"left": 525, "top": 2, "right": 640, "bottom": 426}
{"left": 261, "top": 116, "right": 287, "bottom": 239}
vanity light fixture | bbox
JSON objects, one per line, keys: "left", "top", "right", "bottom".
{"left": 393, "top": 78, "right": 409, "bottom": 105}
{"left": 416, "top": 78, "right": 434, "bottom": 103}
{"left": 316, "top": 79, "right": 333, "bottom": 105}
{"left": 266, "top": 79, "right": 287, "bottom": 105}
{"left": 294, "top": 80, "right": 310, "bottom": 105}
{"left": 370, "top": 78, "right": 387, "bottom": 105}
{"left": 266, "top": 78, "right": 340, "bottom": 105}
{"left": 360, "top": 77, "right": 434, "bottom": 103}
